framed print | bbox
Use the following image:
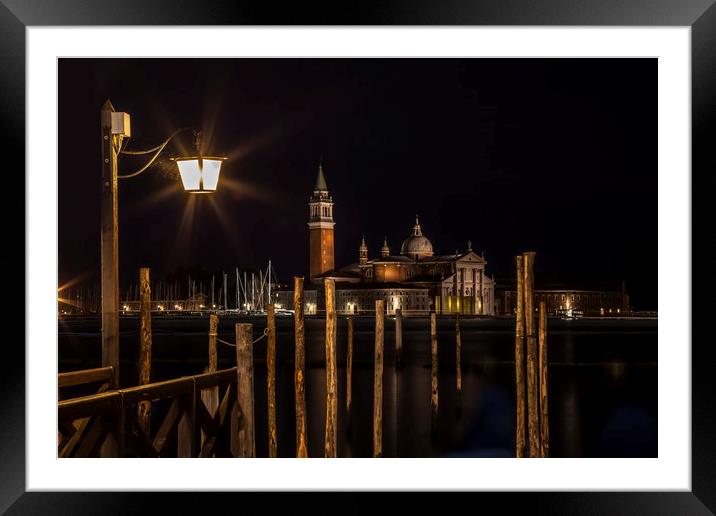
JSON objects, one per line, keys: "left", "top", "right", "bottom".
{"left": 6, "top": 0, "right": 714, "bottom": 513}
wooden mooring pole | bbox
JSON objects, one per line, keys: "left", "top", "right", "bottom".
{"left": 514, "top": 256, "right": 527, "bottom": 458}
{"left": 267, "top": 303, "right": 277, "bottom": 457}
{"left": 324, "top": 279, "right": 338, "bottom": 457}
{"left": 138, "top": 267, "right": 152, "bottom": 436}
{"left": 208, "top": 314, "right": 218, "bottom": 373}
{"left": 395, "top": 308, "right": 403, "bottom": 367}
{"left": 430, "top": 311, "right": 438, "bottom": 432}
{"left": 374, "top": 300, "right": 385, "bottom": 457}
{"left": 455, "top": 312, "right": 462, "bottom": 396}
{"left": 539, "top": 300, "right": 550, "bottom": 458}
{"left": 347, "top": 316, "right": 354, "bottom": 418}
{"left": 201, "top": 314, "right": 219, "bottom": 454}
{"left": 236, "top": 323, "right": 255, "bottom": 457}
{"left": 523, "top": 251, "right": 540, "bottom": 457}
{"left": 294, "top": 277, "right": 308, "bottom": 458}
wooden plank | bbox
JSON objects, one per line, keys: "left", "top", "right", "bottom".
{"left": 138, "top": 267, "right": 152, "bottom": 437}
{"left": 58, "top": 391, "right": 121, "bottom": 421}
{"left": 374, "top": 300, "right": 385, "bottom": 458}
{"left": 152, "top": 398, "right": 181, "bottom": 454}
{"left": 58, "top": 416, "right": 91, "bottom": 458}
{"left": 523, "top": 251, "right": 540, "bottom": 458}
{"left": 196, "top": 396, "right": 219, "bottom": 437}
{"left": 218, "top": 382, "right": 237, "bottom": 427}
{"left": 539, "top": 300, "right": 550, "bottom": 458}
{"left": 194, "top": 368, "right": 237, "bottom": 390}
{"left": 74, "top": 416, "right": 104, "bottom": 458}
{"left": 515, "top": 255, "right": 527, "bottom": 458}
{"left": 267, "top": 304, "right": 277, "bottom": 457}
{"left": 294, "top": 277, "right": 308, "bottom": 458}
{"left": 324, "top": 279, "right": 338, "bottom": 458}
{"left": 121, "top": 377, "right": 193, "bottom": 405}
{"left": 58, "top": 366, "right": 113, "bottom": 388}
{"left": 177, "top": 389, "right": 195, "bottom": 458}
{"left": 198, "top": 436, "right": 218, "bottom": 458}
{"left": 236, "top": 323, "right": 255, "bottom": 458}
{"left": 126, "top": 412, "right": 159, "bottom": 458}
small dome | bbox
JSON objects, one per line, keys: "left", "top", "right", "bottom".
{"left": 401, "top": 215, "right": 433, "bottom": 258}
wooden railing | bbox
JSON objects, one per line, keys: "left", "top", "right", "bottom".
{"left": 58, "top": 366, "right": 113, "bottom": 401}
{"left": 58, "top": 368, "right": 241, "bottom": 458}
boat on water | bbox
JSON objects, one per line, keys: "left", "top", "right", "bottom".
{"left": 557, "top": 308, "right": 584, "bottom": 320}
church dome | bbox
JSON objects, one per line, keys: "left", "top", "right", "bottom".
{"left": 401, "top": 215, "right": 433, "bottom": 258}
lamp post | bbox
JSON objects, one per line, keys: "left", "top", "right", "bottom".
{"left": 99, "top": 100, "right": 225, "bottom": 390}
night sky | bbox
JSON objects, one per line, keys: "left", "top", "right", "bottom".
{"left": 58, "top": 58, "right": 656, "bottom": 309}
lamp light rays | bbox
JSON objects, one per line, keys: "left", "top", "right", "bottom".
{"left": 172, "top": 193, "right": 199, "bottom": 258}
{"left": 219, "top": 176, "right": 284, "bottom": 207}
{"left": 206, "top": 196, "right": 244, "bottom": 257}
{"left": 58, "top": 269, "right": 94, "bottom": 293}
{"left": 123, "top": 183, "right": 182, "bottom": 219}
{"left": 57, "top": 296, "right": 83, "bottom": 309}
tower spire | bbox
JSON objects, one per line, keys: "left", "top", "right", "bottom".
{"left": 359, "top": 235, "right": 368, "bottom": 265}
{"left": 381, "top": 235, "right": 390, "bottom": 257}
{"left": 315, "top": 158, "right": 328, "bottom": 191}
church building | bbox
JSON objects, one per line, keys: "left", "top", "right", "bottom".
{"left": 279, "top": 164, "right": 495, "bottom": 316}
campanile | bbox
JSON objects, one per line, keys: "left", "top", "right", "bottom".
{"left": 308, "top": 162, "right": 335, "bottom": 282}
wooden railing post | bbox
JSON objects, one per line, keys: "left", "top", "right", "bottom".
{"left": 515, "top": 255, "right": 527, "bottom": 458}
{"left": 236, "top": 323, "right": 255, "bottom": 457}
{"left": 294, "top": 277, "right": 308, "bottom": 458}
{"left": 430, "top": 311, "right": 438, "bottom": 432}
{"left": 374, "top": 299, "right": 385, "bottom": 457}
{"left": 138, "top": 267, "right": 152, "bottom": 437}
{"left": 267, "top": 303, "right": 277, "bottom": 457}
{"left": 395, "top": 308, "right": 403, "bottom": 367}
{"left": 539, "top": 300, "right": 550, "bottom": 458}
{"left": 324, "top": 279, "right": 338, "bottom": 457}
{"left": 523, "top": 251, "right": 540, "bottom": 457}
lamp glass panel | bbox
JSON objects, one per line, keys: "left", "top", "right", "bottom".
{"left": 177, "top": 160, "right": 201, "bottom": 191}
{"left": 201, "top": 159, "right": 223, "bottom": 191}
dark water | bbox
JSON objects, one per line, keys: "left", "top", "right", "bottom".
{"left": 58, "top": 315, "right": 657, "bottom": 458}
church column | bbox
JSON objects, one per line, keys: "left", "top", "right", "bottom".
{"left": 472, "top": 268, "right": 478, "bottom": 315}
{"left": 478, "top": 268, "right": 484, "bottom": 315}
{"left": 460, "top": 268, "right": 465, "bottom": 315}
{"left": 452, "top": 267, "right": 458, "bottom": 315}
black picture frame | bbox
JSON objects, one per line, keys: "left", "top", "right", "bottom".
{"left": 5, "top": 0, "right": 713, "bottom": 513}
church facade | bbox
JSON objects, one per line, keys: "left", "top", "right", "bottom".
{"left": 278, "top": 164, "right": 495, "bottom": 316}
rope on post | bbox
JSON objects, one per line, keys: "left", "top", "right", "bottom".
{"left": 217, "top": 328, "right": 268, "bottom": 347}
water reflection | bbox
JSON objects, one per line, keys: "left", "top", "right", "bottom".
{"left": 58, "top": 317, "right": 657, "bottom": 458}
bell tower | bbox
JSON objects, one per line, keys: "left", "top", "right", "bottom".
{"left": 308, "top": 161, "right": 335, "bottom": 282}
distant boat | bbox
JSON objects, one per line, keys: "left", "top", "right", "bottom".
{"left": 557, "top": 308, "right": 583, "bottom": 320}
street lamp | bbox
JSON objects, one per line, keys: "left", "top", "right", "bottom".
{"left": 171, "top": 131, "right": 227, "bottom": 193}
{"left": 100, "top": 99, "right": 226, "bottom": 392}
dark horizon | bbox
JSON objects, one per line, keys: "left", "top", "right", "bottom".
{"left": 58, "top": 58, "right": 657, "bottom": 309}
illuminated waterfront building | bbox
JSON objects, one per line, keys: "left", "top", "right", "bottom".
{"left": 496, "top": 280, "right": 631, "bottom": 316}
{"left": 278, "top": 164, "right": 496, "bottom": 315}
